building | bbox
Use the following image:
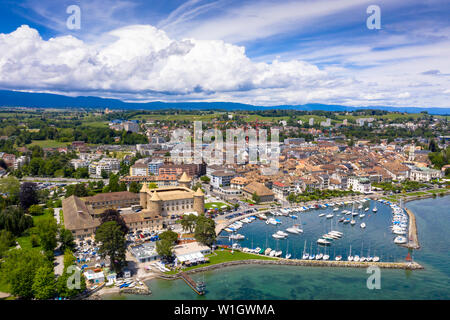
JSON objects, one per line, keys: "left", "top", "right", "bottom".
{"left": 348, "top": 176, "right": 372, "bottom": 193}
{"left": 174, "top": 242, "right": 212, "bottom": 265}
{"left": 83, "top": 191, "right": 140, "bottom": 213}
{"left": 130, "top": 242, "right": 160, "bottom": 263}
{"left": 230, "top": 177, "right": 249, "bottom": 189}
{"left": 139, "top": 173, "right": 205, "bottom": 217}
{"left": 14, "top": 155, "right": 29, "bottom": 170}
{"left": 272, "top": 181, "right": 291, "bottom": 200}
{"left": 242, "top": 181, "right": 275, "bottom": 203}
{"left": 210, "top": 170, "right": 235, "bottom": 189}
{"left": 409, "top": 167, "right": 443, "bottom": 182}
{"left": 148, "top": 160, "right": 164, "bottom": 175}
{"left": 130, "top": 162, "right": 148, "bottom": 176}
{"left": 123, "top": 121, "right": 140, "bottom": 133}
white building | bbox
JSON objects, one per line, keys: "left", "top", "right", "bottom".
{"left": 348, "top": 176, "right": 372, "bottom": 193}
{"left": 409, "top": 167, "right": 443, "bottom": 182}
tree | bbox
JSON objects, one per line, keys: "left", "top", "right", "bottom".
{"left": 19, "top": 182, "right": 39, "bottom": 210}
{"left": 100, "top": 209, "right": 129, "bottom": 234}
{"left": 32, "top": 265, "right": 56, "bottom": 300}
{"left": 180, "top": 214, "right": 196, "bottom": 233}
{"left": 65, "top": 183, "right": 89, "bottom": 197}
{"left": 95, "top": 221, "right": 127, "bottom": 273}
{"left": 0, "top": 206, "right": 33, "bottom": 236}
{"left": 0, "top": 230, "right": 15, "bottom": 259}
{"left": 129, "top": 181, "right": 141, "bottom": 193}
{"left": 108, "top": 173, "right": 120, "bottom": 192}
{"left": 0, "top": 176, "right": 20, "bottom": 204}
{"left": 101, "top": 169, "right": 109, "bottom": 179}
{"left": 200, "top": 176, "right": 210, "bottom": 183}
{"left": 159, "top": 230, "right": 178, "bottom": 244}
{"left": 252, "top": 192, "right": 261, "bottom": 204}
{"left": 148, "top": 182, "right": 158, "bottom": 189}
{"left": 0, "top": 249, "right": 49, "bottom": 299}
{"left": 194, "top": 214, "right": 216, "bottom": 247}
{"left": 35, "top": 216, "right": 58, "bottom": 258}
{"left": 56, "top": 250, "right": 86, "bottom": 298}
{"left": 156, "top": 239, "right": 174, "bottom": 262}
{"left": 58, "top": 226, "right": 75, "bottom": 252}
{"left": 28, "top": 204, "right": 44, "bottom": 216}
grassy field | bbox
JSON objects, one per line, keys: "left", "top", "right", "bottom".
{"left": 166, "top": 248, "right": 276, "bottom": 274}
{"left": 26, "top": 139, "right": 69, "bottom": 148}
{"left": 130, "top": 113, "right": 222, "bottom": 122}
{"left": 205, "top": 202, "right": 231, "bottom": 210}
{"left": 15, "top": 210, "right": 54, "bottom": 251}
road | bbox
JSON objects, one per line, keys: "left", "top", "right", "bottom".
{"left": 21, "top": 177, "right": 108, "bottom": 183}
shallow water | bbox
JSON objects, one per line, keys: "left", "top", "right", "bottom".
{"left": 104, "top": 195, "right": 450, "bottom": 300}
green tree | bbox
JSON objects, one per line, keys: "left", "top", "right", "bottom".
{"left": 156, "top": 239, "right": 174, "bottom": 262}
{"left": 19, "top": 182, "right": 39, "bottom": 210}
{"left": 0, "top": 230, "right": 16, "bottom": 258}
{"left": 200, "top": 176, "right": 210, "bottom": 183}
{"left": 58, "top": 226, "right": 75, "bottom": 252}
{"left": 129, "top": 181, "right": 141, "bottom": 193}
{"left": 0, "top": 175, "right": 20, "bottom": 204}
{"left": 180, "top": 214, "right": 196, "bottom": 233}
{"left": 95, "top": 221, "right": 127, "bottom": 273}
{"left": 28, "top": 204, "right": 44, "bottom": 216}
{"left": 100, "top": 209, "right": 129, "bottom": 234}
{"left": 148, "top": 182, "right": 158, "bottom": 189}
{"left": 0, "top": 206, "right": 33, "bottom": 236}
{"left": 0, "top": 249, "right": 49, "bottom": 299}
{"left": 252, "top": 192, "right": 261, "bottom": 204}
{"left": 159, "top": 230, "right": 178, "bottom": 243}
{"left": 35, "top": 216, "right": 58, "bottom": 257}
{"left": 32, "top": 265, "right": 56, "bottom": 300}
{"left": 194, "top": 214, "right": 216, "bottom": 247}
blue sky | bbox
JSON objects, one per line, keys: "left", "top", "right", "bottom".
{"left": 0, "top": 0, "right": 449, "bottom": 107}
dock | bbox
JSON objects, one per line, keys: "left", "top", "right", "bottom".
{"left": 401, "top": 208, "right": 421, "bottom": 250}
{"left": 179, "top": 272, "right": 205, "bottom": 295}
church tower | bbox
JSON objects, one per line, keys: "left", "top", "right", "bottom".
{"left": 193, "top": 188, "right": 205, "bottom": 215}
{"left": 178, "top": 172, "right": 191, "bottom": 189}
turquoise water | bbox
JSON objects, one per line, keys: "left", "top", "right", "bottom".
{"left": 105, "top": 195, "right": 450, "bottom": 300}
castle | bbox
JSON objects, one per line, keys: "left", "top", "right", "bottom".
{"left": 139, "top": 172, "right": 205, "bottom": 217}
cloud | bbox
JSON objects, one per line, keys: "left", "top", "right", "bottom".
{"left": 0, "top": 24, "right": 448, "bottom": 108}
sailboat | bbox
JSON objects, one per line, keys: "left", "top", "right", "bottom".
{"left": 323, "top": 247, "right": 330, "bottom": 260}
{"left": 308, "top": 242, "right": 315, "bottom": 260}
{"left": 285, "top": 240, "right": 291, "bottom": 259}
{"left": 347, "top": 245, "right": 353, "bottom": 261}
{"left": 302, "top": 240, "right": 309, "bottom": 260}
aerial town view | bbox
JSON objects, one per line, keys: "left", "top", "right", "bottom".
{"left": 0, "top": 0, "right": 448, "bottom": 316}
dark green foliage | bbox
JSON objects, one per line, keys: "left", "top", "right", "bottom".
{"left": 95, "top": 221, "right": 127, "bottom": 273}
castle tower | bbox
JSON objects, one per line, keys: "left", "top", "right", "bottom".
{"left": 148, "top": 191, "right": 162, "bottom": 215}
{"left": 193, "top": 188, "right": 205, "bottom": 215}
{"left": 139, "top": 183, "right": 149, "bottom": 208}
{"left": 178, "top": 171, "right": 191, "bottom": 189}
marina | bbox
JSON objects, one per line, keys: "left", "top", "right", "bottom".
{"left": 103, "top": 195, "right": 450, "bottom": 300}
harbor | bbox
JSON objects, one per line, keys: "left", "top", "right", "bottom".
{"left": 101, "top": 195, "right": 449, "bottom": 300}
{"left": 216, "top": 198, "right": 422, "bottom": 264}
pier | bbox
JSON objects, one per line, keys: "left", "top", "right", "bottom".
{"left": 179, "top": 272, "right": 205, "bottom": 295}
{"left": 180, "top": 258, "right": 424, "bottom": 274}
{"left": 402, "top": 208, "right": 421, "bottom": 250}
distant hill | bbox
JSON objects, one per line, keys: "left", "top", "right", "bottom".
{"left": 0, "top": 90, "right": 448, "bottom": 114}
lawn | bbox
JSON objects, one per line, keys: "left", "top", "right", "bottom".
{"left": 166, "top": 248, "right": 276, "bottom": 274}
{"left": 26, "top": 139, "right": 69, "bottom": 148}
{"left": 15, "top": 210, "right": 54, "bottom": 251}
{"left": 205, "top": 202, "right": 231, "bottom": 210}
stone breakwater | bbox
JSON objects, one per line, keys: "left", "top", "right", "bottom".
{"left": 159, "top": 258, "right": 423, "bottom": 280}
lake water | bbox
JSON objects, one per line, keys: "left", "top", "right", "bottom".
{"left": 104, "top": 195, "right": 450, "bottom": 300}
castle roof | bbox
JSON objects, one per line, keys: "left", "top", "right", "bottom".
{"left": 178, "top": 171, "right": 191, "bottom": 182}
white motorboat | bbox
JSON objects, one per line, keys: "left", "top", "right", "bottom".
{"left": 373, "top": 206, "right": 378, "bottom": 213}
{"left": 264, "top": 248, "right": 272, "bottom": 255}
{"left": 322, "top": 254, "right": 330, "bottom": 260}
{"left": 359, "top": 213, "right": 365, "bottom": 218}
{"left": 272, "top": 233, "right": 286, "bottom": 239}
{"left": 335, "top": 255, "right": 342, "bottom": 261}
{"left": 326, "top": 214, "right": 334, "bottom": 219}
{"left": 229, "top": 234, "right": 245, "bottom": 240}
{"left": 394, "top": 236, "right": 407, "bottom": 244}
{"left": 333, "top": 207, "right": 339, "bottom": 212}
{"left": 317, "top": 238, "right": 331, "bottom": 246}
{"left": 364, "top": 207, "right": 369, "bottom": 212}
{"left": 276, "top": 230, "right": 289, "bottom": 237}
{"left": 319, "top": 213, "right": 325, "bottom": 217}
{"left": 286, "top": 227, "right": 301, "bottom": 234}
{"left": 269, "top": 250, "right": 277, "bottom": 257}
{"left": 372, "top": 256, "right": 380, "bottom": 262}
{"left": 350, "top": 219, "right": 356, "bottom": 225}
{"left": 360, "top": 223, "right": 366, "bottom": 229}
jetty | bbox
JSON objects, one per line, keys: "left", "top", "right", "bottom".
{"left": 179, "top": 272, "right": 205, "bottom": 295}
{"left": 401, "top": 208, "right": 421, "bottom": 250}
